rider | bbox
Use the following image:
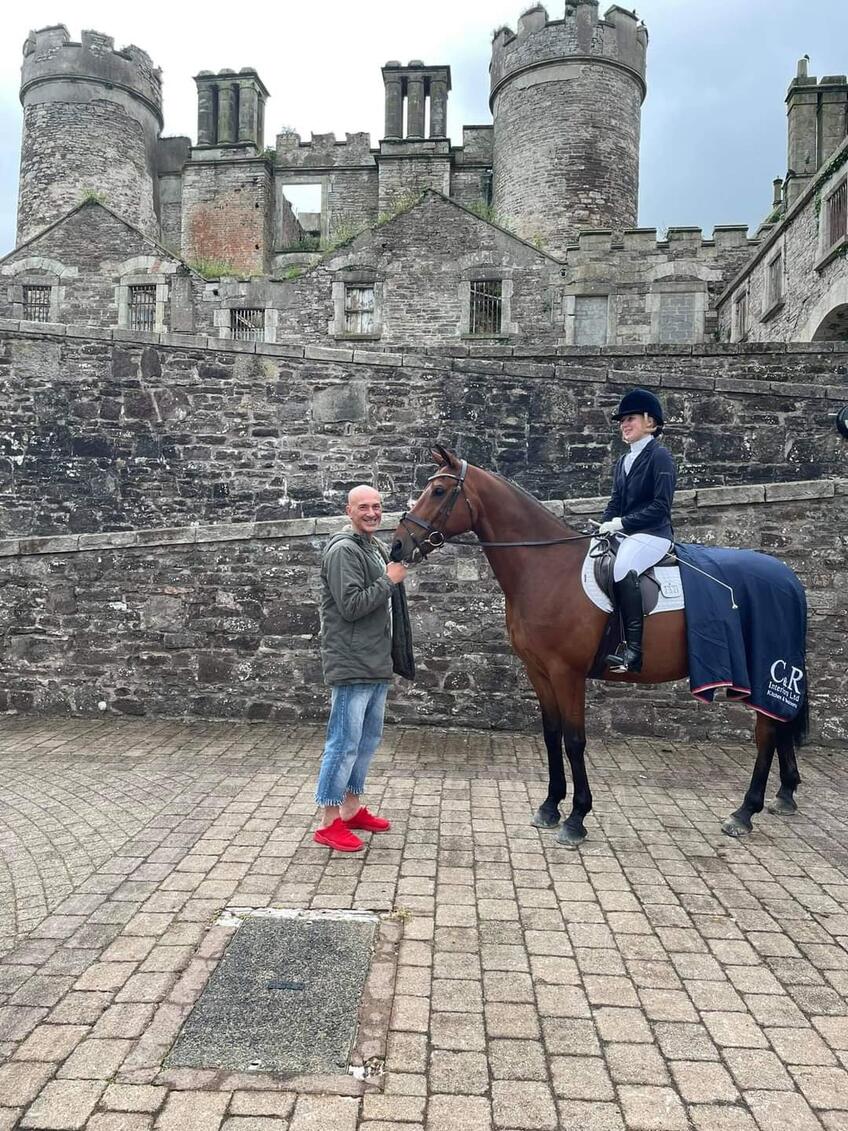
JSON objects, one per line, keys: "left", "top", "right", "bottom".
{"left": 597, "top": 388, "right": 677, "bottom": 674}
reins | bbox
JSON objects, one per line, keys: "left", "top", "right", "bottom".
{"left": 398, "top": 460, "right": 597, "bottom": 561}
{"left": 470, "top": 534, "right": 595, "bottom": 548}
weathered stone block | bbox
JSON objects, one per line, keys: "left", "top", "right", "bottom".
{"left": 197, "top": 654, "right": 235, "bottom": 683}
{"left": 353, "top": 350, "right": 403, "bottom": 367}
{"left": 135, "top": 528, "right": 197, "bottom": 546}
{"left": 696, "top": 484, "right": 766, "bottom": 507}
{"left": 255, "top": 519, "right": 317, "bottom": 539}
{"left": 305, "top": 346, "right": 354, "bottom": 363}
{"left": 765, "top": 480, "right": 835, "bottom": 501}
{"left": 141, "top": 595, "right": 186, "bottom": 632}
{"left": 194, "top": 523, "right": 254, "bottom": 544}
{"left": 18, "top": 535, "right": 79, "bottom": 555}
{"left": 78, "top": 532, "right": 139, "bottom": 551}
{"left": 312, "top": 382, "right": 368, "bottom": 424}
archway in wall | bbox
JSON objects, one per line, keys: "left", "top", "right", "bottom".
{"left": 811, "top": 303, "right": 848, "bottom": 341}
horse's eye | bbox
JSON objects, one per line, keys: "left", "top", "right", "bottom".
{"left": 432, "top": 486, "right": 445, "bottom": 497}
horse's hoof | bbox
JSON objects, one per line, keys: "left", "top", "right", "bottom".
{"left": 531, "top": 809, "right": 560, "bottom": 829}
{"left": 768, "top": 796, "right": 798, "bottom": 816}
{"left": 556, "top": 825, "right": 587, "bottom": 849}
{"left": 722, "top": 814, "right": 752, "bottom": 838}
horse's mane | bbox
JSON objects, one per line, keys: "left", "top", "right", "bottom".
{"left": 487, "top": 468, "right": 573, "bottom": 530}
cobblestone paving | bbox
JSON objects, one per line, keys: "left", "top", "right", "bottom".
{"left": 1, "top": 717, "right": 848, "bottom": 1129}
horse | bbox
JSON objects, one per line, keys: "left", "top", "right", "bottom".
{"left": 389, "top": 446, "right": 808, "bottom": 848}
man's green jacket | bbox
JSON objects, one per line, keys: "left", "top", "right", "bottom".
{"left": 320, "top": 531, "right": 395, "bottom": 686}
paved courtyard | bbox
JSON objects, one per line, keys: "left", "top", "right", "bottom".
{"left": 0, "top": 717, "right": 847, "bottom": 1130}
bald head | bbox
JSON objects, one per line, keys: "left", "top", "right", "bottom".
{"left": 346, "top": 484, "right": 383, "bottom": 537}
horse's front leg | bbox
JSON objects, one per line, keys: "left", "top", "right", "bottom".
{"left": 553, "top": 671, "right": 592, "bottom": 849}
{"left": 526, "top": 668, "right": 566, "bottom": 828}
{"left": 531, "top": 706, "right": 566, "bottom": 828}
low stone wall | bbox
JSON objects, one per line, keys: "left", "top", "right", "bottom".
{"left": 0, "top": 479, "right": 843, "bottom": 746}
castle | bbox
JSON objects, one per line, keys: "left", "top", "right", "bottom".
{"left": 3, "top": 3, "right": 847, "bottom": 348}
{"left": 0, "top": 3, "right": 845, "bottom": 738}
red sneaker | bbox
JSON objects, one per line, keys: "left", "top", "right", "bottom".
{"left": 313, "top": 818, "right": 364, "bottom": 852}
{"left": 345, "top": 806, "right": 391, "bottom": 832}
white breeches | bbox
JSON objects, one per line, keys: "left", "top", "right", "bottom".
{"left": 613, "top": 532, "right": 673, "bottom": 582}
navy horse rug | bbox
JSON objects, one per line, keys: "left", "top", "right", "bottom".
{"left": 676, "top": 544, "right": 807, "bottom": 723}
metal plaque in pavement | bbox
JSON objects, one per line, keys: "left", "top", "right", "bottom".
{"left": 166, "top": 913, "right": 378, "bottom": 1075}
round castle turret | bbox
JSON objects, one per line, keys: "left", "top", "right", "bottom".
{"left": 490, "top": 1, "right": 647, "bottom": 255}
{"left": 17, "top": 26, "right": 163, "bottom": 244}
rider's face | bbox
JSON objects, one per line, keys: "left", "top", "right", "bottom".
{"left": 619, "top": 413, "right": 656, "bottom": 444}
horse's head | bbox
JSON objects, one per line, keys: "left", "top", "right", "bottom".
{"left": 390, "top": 445, "right": 475, "bottom": 563}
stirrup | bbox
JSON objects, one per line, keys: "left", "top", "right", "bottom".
{"left": 605, "top": 646, "right": 642, "bottom": 673}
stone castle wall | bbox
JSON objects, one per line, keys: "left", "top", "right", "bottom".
{"left": 0, "top": 482, "right": 843, "bottom": 745}
{"left": 0, "top": 325, "right": 845, "bottom": 742}
{"left": 718, "top": 139, "right": 848, "bottom": 344}
{"left": 562, "top": 227, "right": 761, "bottom": 344}
{"left": 180, "top": 159, "right": 274, "bottom": 275}
{"left": 0, "top": 325, "right": 845, "bottom": 538}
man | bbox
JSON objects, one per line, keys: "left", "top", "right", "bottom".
{"left": 313, "top": 484, "right": 408, "bottom": 852}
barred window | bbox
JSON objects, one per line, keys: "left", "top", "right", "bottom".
{"left": 733, "top": 290, "right": 749, "bottom": 340}
{"left": 22, "top": 285, "right": 51, "bottom": 323}
{"left": 825, "top": 180, "right": 847, "bottom": 250}
{"left": 230, "top": 308, "right": 265, "bottom": 341}
{"left": 128, "top": 284, "right": 157, "bottom": 332}
{"left": 469, "top": 280, "right": 502, "bottom": 335}
{"left": 344, "top": 285, "right": 374, "bottom": 335}
{"left": 766, "top": 251, "right": 783, "bottom": 308}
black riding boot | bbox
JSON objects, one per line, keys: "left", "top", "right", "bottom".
{"left": 605, "top": 570, "right": 644, "bottom": 673}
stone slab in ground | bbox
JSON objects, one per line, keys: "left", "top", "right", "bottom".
{"left": 166, "top": 916, "right": 376, "bottom": 1075}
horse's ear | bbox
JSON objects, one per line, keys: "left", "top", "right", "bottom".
{"left": 431, "top": 444, "right": 459, "bottom": 467}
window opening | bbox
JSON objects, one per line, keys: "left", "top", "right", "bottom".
{"left": 825, "top": 181, "right": 847, "bottom": 249}
{"left": 767, "top": 252, "right": 783, "bottom": 308}
{"left": 230, "top": 308, "right": 265, "bottom": 341}
{"left": 344, "top": 285, "right": 375, "bottom": 335}
{"left": 22, "top": 285, "right": 51, "bottom": 323}
{"left": 128, "top": 284, "right": 157, "bottom": 332}
{"left": 469, "top": 280, "right": 503, "bottom": 335}
{"left": 734, "top": 290, "right": 749, "bottom": 339}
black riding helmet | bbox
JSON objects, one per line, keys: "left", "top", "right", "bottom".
{"left": 611, "top": 388, "right": 665, "bottom": 427}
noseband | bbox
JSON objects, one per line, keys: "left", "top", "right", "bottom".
{"left": 398, "top": 460, "right": 474, "bottom": 563}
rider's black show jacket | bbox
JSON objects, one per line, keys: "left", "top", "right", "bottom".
{"left": 602, "top": 439, "right": 676, "bottom": 540}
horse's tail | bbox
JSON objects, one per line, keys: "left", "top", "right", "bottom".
{"left": 789, "top": 689, "right": 810, "bottom": 749}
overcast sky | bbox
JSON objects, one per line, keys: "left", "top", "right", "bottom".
{"left": 1, "top": 0, "right": 847, "bottom": 254}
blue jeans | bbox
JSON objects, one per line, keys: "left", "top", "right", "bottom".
{"left": 315, "top": 682, "right": 390, "bottom": 807}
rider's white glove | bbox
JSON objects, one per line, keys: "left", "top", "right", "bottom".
{"left": 598, "top": 518, "right": 623, "bottom": 535}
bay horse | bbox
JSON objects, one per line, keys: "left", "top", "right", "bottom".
{"left": 390, "top": 446, "right": 807, "bottom": 848}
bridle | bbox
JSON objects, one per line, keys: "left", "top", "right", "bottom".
{"left": 397, "top": 460, "right": 596, "bottom": 564}
{"left": 398, "top": 461, "right": 475, "bottom": 563}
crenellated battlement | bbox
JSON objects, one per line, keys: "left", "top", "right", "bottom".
{"left": 490, "top": 2, "right": 647, "bottom": 107}
{"left": 563, "top": 225, "right": 756, "bottom": 257}
{"left": 21, "top": 26, "right": 162, "bottom": 123}
{"left": 275, "top": 130, "right": 375, "bottom": 169}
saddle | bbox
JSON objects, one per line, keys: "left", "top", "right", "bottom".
{"left": 591, "top": 538, "right": 678, "bottom": 615}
